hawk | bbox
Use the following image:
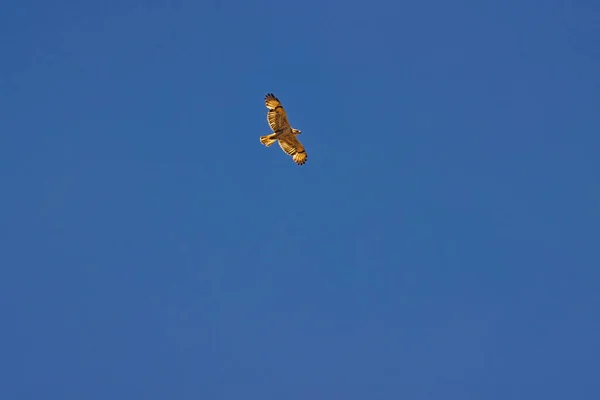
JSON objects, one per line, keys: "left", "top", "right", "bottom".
{"left": 259, "top": 93, "right": 307, "bottom": 165}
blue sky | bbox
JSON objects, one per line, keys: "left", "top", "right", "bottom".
{"left": 1, "top": 0, "right": 599, "bottom": 398}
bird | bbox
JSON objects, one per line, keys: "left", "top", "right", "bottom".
{"left": 259, "top": 93, "right": 307, "bottom": 165}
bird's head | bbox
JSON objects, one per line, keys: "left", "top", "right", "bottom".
{"left": 292, "top": 129, "right": 302, "bottom": 135}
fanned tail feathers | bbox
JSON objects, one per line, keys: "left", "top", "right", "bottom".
{"left": 260, "top": 134, "right": 277, "bottom": 147}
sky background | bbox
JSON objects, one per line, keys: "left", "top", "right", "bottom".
{"left": 1, "top": 0, "right": 599, "bottom": 399}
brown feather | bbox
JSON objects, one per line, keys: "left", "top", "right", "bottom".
{"left": 264, "top": 93, "right": 291, "bottom": 133}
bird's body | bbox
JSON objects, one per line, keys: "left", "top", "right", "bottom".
{"left": 259, "top": 93, "right": 307, "bottom": 165}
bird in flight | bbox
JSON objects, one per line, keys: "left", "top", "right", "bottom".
{"left": 259, "top": 93, "right": 307, "bottom": 165}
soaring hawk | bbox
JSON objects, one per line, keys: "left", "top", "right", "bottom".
{"left": 259, "top": 93, "right": 307, "bottom": 165}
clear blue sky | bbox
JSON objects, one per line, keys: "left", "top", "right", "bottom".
{"left": 1, "top": 1, "right": 599, "bottom": 399}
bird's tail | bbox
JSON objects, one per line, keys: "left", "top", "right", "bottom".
{"left": 260, "top": 134, "right": 277, "bottom": 147}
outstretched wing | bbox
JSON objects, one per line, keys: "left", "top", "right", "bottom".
{"left": 265, "top": 93, "right": 291, "bottom": 133}
{"left": 278, "top": 134, "right": 307, "bottom": 165}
